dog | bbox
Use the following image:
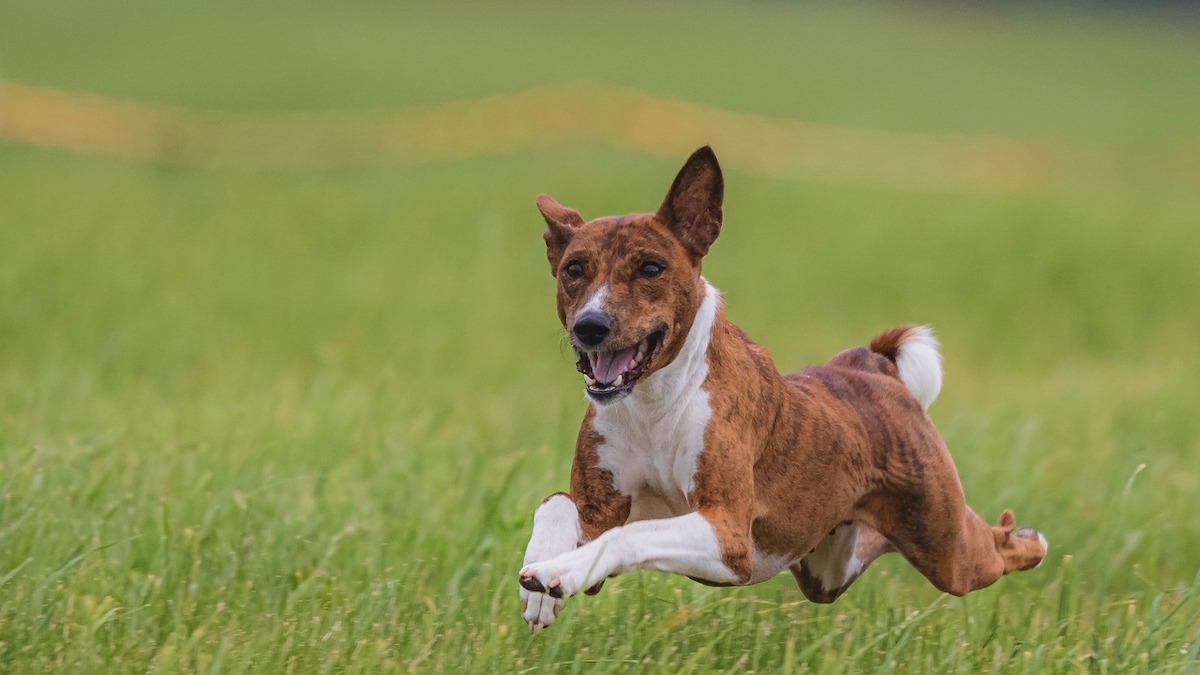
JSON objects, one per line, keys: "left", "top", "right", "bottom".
{"left": 518, "top": 146, "right": 1047, "bottom": 631}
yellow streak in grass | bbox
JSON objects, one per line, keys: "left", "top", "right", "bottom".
{"left": 2, "top": 80, "right": 1197, "bottom": 193}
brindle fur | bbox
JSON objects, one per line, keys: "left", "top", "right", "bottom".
{"left": 528, "top": 146, "right": 1045, "bottom": 616}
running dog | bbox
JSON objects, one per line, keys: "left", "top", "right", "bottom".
{"left": 518, "top": 146, "right": 1046, "bottom": 631}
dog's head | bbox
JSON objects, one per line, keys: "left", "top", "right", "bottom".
{"left": 538, "top": 146, "right": 724, "bottom": 404}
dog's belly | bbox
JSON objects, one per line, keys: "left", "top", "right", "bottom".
{"left": 625, "top": 485, "right": 692, "bottom": 523}
{"left": 749, "top": 548, "right": 796, "bottom": 583}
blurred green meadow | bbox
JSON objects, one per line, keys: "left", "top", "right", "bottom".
{"left": 1, "top": 0, "right": 1199, "bottom": 671}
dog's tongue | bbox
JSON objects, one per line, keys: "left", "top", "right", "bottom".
{"left": 590, "top": 346, "right": 638, "bottom": 385}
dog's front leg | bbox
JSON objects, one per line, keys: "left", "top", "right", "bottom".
{"left": 520, "top": 493, "right": 582, "bottom": 631}
{"left": 519, "top": 511, "right": 744, "bottom": 601}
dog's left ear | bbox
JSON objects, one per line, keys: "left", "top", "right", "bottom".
{"left": 656, "top": 145, "right": 724, "bottom": 259}
{"left": 538, "top": 194, "right": 584, "bottom": 276}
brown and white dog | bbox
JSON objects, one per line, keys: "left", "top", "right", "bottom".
{"left": 518, "top": 146, "right": 1047, "bottom": 631}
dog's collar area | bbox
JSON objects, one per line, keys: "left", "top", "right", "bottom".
{"left": 575, "top": 329, "right": 664, "bottom": 401}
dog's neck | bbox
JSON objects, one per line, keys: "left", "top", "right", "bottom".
{"left": 591, "top": 278, "right": 720, "bottom": 501}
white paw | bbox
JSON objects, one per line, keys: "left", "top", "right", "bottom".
{"left": 519, "top": 585, "right": 564, "bottom": 632}
{"left": 519, "top": 557, "right": 586, "bottom": 632}
{"left": 518, "top": 558, "right": 585, "bottom": 601}
{"left": 519, "top": 494, "right": 585, "bottom": 632}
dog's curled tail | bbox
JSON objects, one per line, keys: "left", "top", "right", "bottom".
{"left": 870, "top": 325, "right": 943, "bottom": 410}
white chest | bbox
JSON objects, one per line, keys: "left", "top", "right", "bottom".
{"left": 591, "top": 279, "right": 719, "bottom": 522}
{"left": 593, "top": 386, "right": 712, "bottom": 518}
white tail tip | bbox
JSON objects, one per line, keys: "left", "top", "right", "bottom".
{"left": 895, "top": 326, "right": 943, "bottom": 410}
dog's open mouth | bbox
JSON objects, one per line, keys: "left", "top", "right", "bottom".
{"left": 576, "top": 329, "right": 665, "bottom": 401}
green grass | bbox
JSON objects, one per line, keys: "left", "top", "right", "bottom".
{"left": 4, "top": 0, "right": 1200, "bottom": 139}
{"left": 2, "top": 1, "right": 1200, "bottom": 672}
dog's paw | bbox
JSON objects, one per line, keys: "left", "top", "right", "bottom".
{"left": 1013, "top": 527, "right": 1048, "bottom": 570}
{"left": 519, "top": 545, "right": 610, "bottom": 631}
{"left": 519, "top": 562, "right": 573, "bottom": 599}
{"left": 996, "top": 523, "right": 1048, "bottom": 573}
{"left": 519, "top": 584, "right": 564, "bottom": 632}
{"left": 518, "top": 561, "right": 574, "bottom": 631}
{"left": 519, "top": 556, "right": 591, "bottom": 602}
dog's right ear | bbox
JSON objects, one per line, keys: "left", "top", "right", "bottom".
{"left": 538, "top": 194, "right": 584, "bottom": 276}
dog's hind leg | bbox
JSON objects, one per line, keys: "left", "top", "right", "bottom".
{"left": 894, "top": 503, "right": 1047, "bottom": 596}
{"left": 866, "top": 446, "right": 1048, "bottom": 596}
{"left": 791, "top": 522, "right": 895, "bottom": 603}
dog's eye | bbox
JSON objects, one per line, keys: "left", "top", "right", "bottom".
{"left": 639, "top": 261, "right": 664, "bottom": 278}
{"left": 564, "top": 260, "right": 585, "bottom": 279}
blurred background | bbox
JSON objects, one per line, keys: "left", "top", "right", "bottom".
{"left": 1, "top": 0, "right": 1198, "bottom": 671}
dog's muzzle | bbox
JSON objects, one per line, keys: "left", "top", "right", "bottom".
{"left": 575, "top": 329, "right": 665, "bottom": 403}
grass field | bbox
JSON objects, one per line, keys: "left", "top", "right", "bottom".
{"left": 2, "top": 1, "right": 1199, "bottom": 672}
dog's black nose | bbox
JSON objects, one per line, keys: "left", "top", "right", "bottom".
{"left": 573, "top": 312, "right": 612, "bottom": 346}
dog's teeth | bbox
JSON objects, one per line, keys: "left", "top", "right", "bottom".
{"left": 613, "top": 374, "right": 624, "bottom": 387}
{"left": 583, "top": 374, "right": 596, "bottom": 386}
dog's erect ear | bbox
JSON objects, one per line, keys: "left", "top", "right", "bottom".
{"left": 538, "top": 194, "right": 584, "bottom": 276}
{"left": 656, "top": 146, "right": 724, "bottom": 259}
